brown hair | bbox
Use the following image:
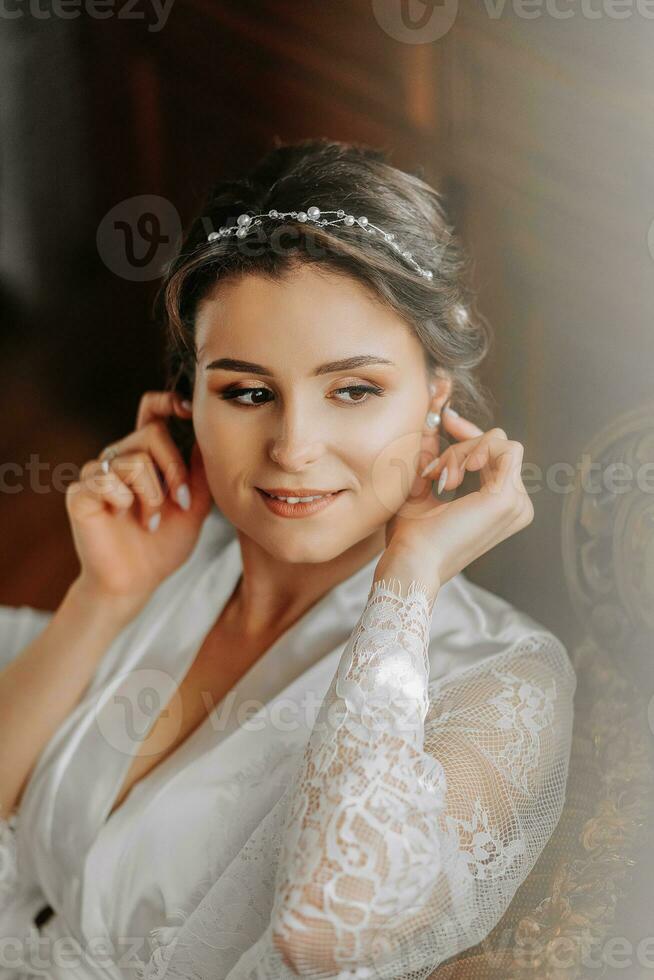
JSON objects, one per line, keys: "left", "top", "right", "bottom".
{"left": 153, "top": 137, "right": 494, "bottom": 427}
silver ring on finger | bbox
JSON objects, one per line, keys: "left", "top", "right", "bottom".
{"left": 99, "top": 445, "right": 121, "bottom": 475}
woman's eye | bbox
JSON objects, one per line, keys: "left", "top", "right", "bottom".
{"left": 220, "top": 387, "right": 273, "bottom": 406}
{"left": 219, "top": 384, "right": 384, "bottom": 407}
{"left": 331, "top": 385, "right": 384, "bottom": 405}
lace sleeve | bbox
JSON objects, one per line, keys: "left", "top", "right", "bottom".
{"left": 265, "top": 577, "right": 577, "bottom": 979}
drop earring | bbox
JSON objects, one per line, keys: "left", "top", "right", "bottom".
{"left": 425, "top": 410, "right": 441, "bottom": 430}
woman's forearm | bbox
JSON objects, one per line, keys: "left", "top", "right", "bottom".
{"left": 0, "top": 579, "right": 143, "bottom": 819}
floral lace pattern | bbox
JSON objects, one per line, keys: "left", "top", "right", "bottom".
{"left": 271, "top": 579, "right": 442, "bottom": 971}
{"left": 487, "top": 666, "right": 557, "bottom": 793}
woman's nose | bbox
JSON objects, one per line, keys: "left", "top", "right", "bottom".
{"left": 268, "top": 415, "right": 325, "bottom": 471}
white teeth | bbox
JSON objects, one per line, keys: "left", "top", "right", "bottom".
{"left": 266, "top": 493, "right": 329, "bottom": 503}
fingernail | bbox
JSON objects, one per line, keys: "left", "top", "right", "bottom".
{"left": 420, "top": 456, "right": 440, "bottom": 478}
{"left": 444, "top": 406, "right": 459, "bottom": 417}
{"left": 181, "top": 399, "right": 193, "bottom": 411}
{"left": 175, "top": 483, "right": 191, "bottom": 511}
{"left": 437, "top": 466, "right": 449, "bottom": 495}
{"left": 148, "top": 512, "right": 161, "bottom": 533}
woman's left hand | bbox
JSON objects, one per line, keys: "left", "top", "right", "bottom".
{"left": 381, "top": 411, "right": 535, "bottom": 592}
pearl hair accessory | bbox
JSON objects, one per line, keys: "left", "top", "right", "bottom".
{"left": 206, "top": 207, "right": 435, "bottom": 281}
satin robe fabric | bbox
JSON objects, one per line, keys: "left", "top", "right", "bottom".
{"left": 0, "top": 507, "right": 565, "bottom": 979}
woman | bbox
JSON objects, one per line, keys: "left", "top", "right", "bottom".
{"left": 0, "top": 138, "right": 576, "bottom": 979}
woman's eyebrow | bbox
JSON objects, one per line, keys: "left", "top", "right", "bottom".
{"left": 204, "top": 355, "right": 396, "bottom": 376}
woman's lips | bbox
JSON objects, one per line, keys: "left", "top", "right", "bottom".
{"left": 256, "top": 487, "right": 345, "bottom": 518}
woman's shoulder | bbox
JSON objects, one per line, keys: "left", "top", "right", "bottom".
{"left": 427, "top": 569, "right": 574, "bottom": 688}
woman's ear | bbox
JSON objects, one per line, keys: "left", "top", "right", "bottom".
{"left": 167, "top": 404, "right": 196, "bottom": 469}
{"left": 428, "top": 373, "right": 453, "bottom": 411}
{"left": 420, "top": 375, "right": 452, "bottom": 474}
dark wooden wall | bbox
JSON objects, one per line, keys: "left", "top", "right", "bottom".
{"left": 0, "top": 0, "right": 447, "bottom": 610}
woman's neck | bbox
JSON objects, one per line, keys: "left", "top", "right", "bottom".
{"left": 225, "top": 527, "right": 386, "bottom": 639}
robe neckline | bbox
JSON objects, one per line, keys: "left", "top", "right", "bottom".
{"left": 98, "top": 531, "right": 385, "bottom": 832}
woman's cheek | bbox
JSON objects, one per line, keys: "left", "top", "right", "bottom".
{"left": 368, "top": 425, "right": 424, "bottom": 513}
{"left": 193, "top": 411, "right": 241, "bottom": 492}
{"left": 192, "top": 411, "right": 218, "bottom": 464}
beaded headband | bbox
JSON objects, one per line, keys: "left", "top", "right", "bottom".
{"left": 206, "top": 206, "right": 435, "bottom": 280}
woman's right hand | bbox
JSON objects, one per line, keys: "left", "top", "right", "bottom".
{"left": 65, "top": 391, "right": 213, "bottom": 615}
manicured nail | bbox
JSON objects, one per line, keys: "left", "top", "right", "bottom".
{"left": 175, "top": 483, "right": 191, "bottom": 511}
{"left": 444, "top": 405, "right": 459, "bottom": 417}
{"left": 148, "top": 512, "right": 161, "bottom": 533}
{"left": 437, "top": 466, "right": 449, "bottom": 495}
{"left": 420, "top": 456, "right": 440, "bottom": 478}
{"left": 181, "top": 399, "right": 193, "bottom": 411}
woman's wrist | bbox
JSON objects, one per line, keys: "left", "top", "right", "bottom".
{"left": 373, "top": 547, "right": 441, "bottom": 605}
{"left": 66, "top": 575, "right": 151, "bottom": 632}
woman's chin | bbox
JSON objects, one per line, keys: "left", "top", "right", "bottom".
{"left": 247, "top": 519, "right": 385, "bottom": 566}
{"left": 223, "top": 492, "right": 382, "bottom": 565}
{"left": 255, "top": 533, "right": 347, "bottom": 565}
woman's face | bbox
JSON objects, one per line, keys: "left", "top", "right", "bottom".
{"left": 192, "top": 263, "right": 440, "bottom": 564}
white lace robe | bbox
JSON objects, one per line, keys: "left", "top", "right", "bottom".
{"left": 0, "top": 510, "right": 576, "bottom": 980}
